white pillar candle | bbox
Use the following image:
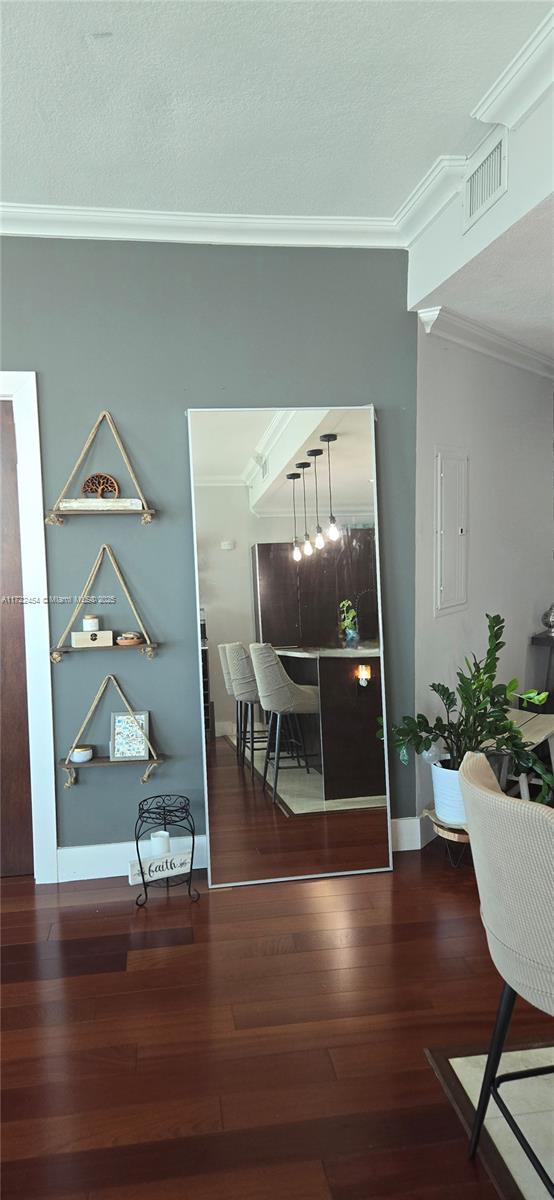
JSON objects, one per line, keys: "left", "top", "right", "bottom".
{"left": 83, "top": 614, "right": 99, "bottom": 632}
{"left": 150, "top": 829, "right": 170, "bottom": 855}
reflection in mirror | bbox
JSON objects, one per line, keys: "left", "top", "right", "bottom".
{"left": 189, "top": 407, "right": 391, "bottom": 886}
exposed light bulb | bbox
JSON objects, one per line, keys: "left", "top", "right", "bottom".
{"left": 303, "top": 537, "right": 313, "bottom": 557}
{"left": 328, "top": 518, "right": 340, "bottom": 541}
{"left": 315, "top": 526, "right": 325, "bottom": 550}
{"left": 293, "top": 542, "right": 302, "bottom": 562}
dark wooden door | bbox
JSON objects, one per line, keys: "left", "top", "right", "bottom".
{"left": 1, "top": 401, "right": 34, "bottom": 876}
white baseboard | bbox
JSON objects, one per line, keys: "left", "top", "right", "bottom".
{"left": 215, "top": 720, "right": 234, "bottom": 737}
{"left": 392, "top": 814, "right": 436, "bottom": 851}
{"left": 57, "top": 835, "right": 208, "bottom": 882}
{"left": 56, "top": 818, "right": 432, "bottom": 882}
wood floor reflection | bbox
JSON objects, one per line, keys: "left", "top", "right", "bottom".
{"left": 208, "top": 737, "right": 390, "bottom": 886}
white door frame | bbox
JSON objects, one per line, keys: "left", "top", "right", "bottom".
{"left": 1, "top": 372, "right": 58, "bottom": 882}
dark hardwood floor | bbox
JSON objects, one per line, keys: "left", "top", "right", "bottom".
{"left": 208, "top": 736, "right": 390, "bottom": 884}
{"left": 1, "top": 839, "right": 551, "bottom": 1199}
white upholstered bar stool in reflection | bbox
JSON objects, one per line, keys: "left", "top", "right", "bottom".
{"left": 226, "top": 642, "right": 264, "bottom": 778}
{"left": 250, "top": 642, "right": 320, "bottom": 804}
{"left": 217, "top": 644, "right": 241, "bottom": 760}
{"left": 459, "top": 751, "right": 554, "bottom": 1193}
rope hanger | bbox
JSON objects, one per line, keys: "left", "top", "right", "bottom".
{"left": 51, "top": 543, "right": 156, "bottom": 662}
{"left": 46, "top": 411, "right": 153, "bottom": 525}
{"left": 62, "top": 674, "right": 161, "bottom": 788}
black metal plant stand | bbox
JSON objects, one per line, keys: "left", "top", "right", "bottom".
{"left": 134, "top": 794, "right": 200, "bottom": 908}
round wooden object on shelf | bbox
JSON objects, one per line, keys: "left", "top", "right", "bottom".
{"left": 81, "top": 473, "right": 120, "bottom": 499}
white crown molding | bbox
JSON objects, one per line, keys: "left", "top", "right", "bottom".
{"left": 417, "top": 306, "right": 442, "bottom": 335}
{"left": 0, "top": 19, "right": 549, "bottom": 250}
{"left": 251, "top": 507, "right": 374, "bottom": 521}
{"left": 394, "top": 156, "right": 467, "bottom": 246}
{"left": 242, "top": 411, "right": 297, "bottom": 487}
{"left": 0, "top": 164, "right": 468, "bottom": 248}
{"left": 419, "top": 307, "right": 554, "bottom": 380}
{"left": 471, "top": 11, "right": 554, "bottom": 130}
{"left": 194, "top": 474, "right": 247, "bottom": 488}
{"left": 0, "top": 202, "right": 401, "bottom": 247}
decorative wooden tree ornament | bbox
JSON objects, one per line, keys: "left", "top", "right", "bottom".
{"left": 60, "top": 674, "right": 163, "bottom": 788}
{"left": 50, "top": 544, "right": 157, "bottom": 662}
{"left": 81, "top": 473, "right": 120, "bottom": 499}
{"left": 45, "top": 411, "right": 155, "bottom": 525}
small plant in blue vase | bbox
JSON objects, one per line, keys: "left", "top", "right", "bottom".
{"left": 339, "top": 598, "right": 360, "bottom": 648}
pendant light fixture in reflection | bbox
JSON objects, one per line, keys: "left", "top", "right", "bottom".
{"left": 286, "top": 471, "right": 302, "bottom": 561}
{"left": 295, "top": 461, "right": 313, "bottom": 556}
{"left": 306, "top": 447, "right": 325, "bottom": 548}
{"left": 320, "top": 433, "right": 340, "bottom": 541}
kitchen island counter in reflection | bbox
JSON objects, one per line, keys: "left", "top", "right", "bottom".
{"left": 275, "top": 644, "right": 380, "bottom": 659}
{"left": 275, "top": 648, "right": 387, "bottom": 808}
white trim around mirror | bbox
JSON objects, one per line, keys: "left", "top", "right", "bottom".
{"left": 186, "top": 403, "right": 392, "bottom": 888}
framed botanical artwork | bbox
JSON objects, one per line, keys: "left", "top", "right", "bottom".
{"left": 110, "top": 711, "right": 149, "bottom": 761}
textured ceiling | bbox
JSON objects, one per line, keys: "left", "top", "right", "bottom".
{"left": 423, "top": 196, "right": 554, "bottom": 359}
{"left": 1, "top": 1, "right": 547, "bottom": 216}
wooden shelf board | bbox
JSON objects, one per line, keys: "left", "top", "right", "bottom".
{"left": 51, "top": 643, "right": 158, "bottom": 655}
{"left": 59, "top": 756, "right": 164, "bottom": 768}
{"left": 52, "top": 507, "right": 156, "bottom": 516}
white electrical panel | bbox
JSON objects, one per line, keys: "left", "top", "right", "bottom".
{"left": 434, "top": 449, "right": 468, "bottom": 615}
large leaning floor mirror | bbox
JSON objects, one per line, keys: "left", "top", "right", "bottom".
{"left": 189, "top": 406, "right": 391, "bottom": 886}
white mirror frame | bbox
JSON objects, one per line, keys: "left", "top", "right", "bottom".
{"left": 187, "top": 403, "right": 392, "bottom": 889}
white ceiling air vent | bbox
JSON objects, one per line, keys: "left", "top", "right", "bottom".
{"left": 463, "top": 131, "right": 507, "bottom": 232}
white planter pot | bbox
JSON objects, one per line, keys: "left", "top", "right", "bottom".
{"left": 431, "top": 761, "right": 466, "bottom": 825}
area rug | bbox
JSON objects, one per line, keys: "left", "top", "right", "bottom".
{"left": 426, "top": 1043, "right": 554, "bottom": 1200}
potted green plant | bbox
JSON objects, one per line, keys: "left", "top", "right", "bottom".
{"left": 339, "top": 598, "right": 360, "bottom": 648}
{"left": 380, "top": 613, "right": 552, "bottom": 822}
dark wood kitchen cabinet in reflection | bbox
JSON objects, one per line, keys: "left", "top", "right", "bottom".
{"left": 252, "top": 543, "right": 300, "bottom": 646}
{"left": 252, "top": 530, "right": 378, "bottom": 650}
{"left": 276, "top": 648, "right": 387, "bottom": 818}
{"left": 318, "top": 656, "right": 386, "bottom": 802}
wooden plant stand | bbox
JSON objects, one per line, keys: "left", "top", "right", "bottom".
{"left": 423, "top": 807, "right": 470, "bottom": 868}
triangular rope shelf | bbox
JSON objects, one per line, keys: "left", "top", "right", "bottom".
{"left": 50, "top": 544, "right": 157, "bottom": 662}
{"left": 60, "top": 674, "right": 164, "bottom": 788}
{"left": 45, "top": 410, "right": 155, "bottom": 525}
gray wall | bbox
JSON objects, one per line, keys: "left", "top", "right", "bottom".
{"left": 1, "top": 237, "right": 417, "bottom": 843}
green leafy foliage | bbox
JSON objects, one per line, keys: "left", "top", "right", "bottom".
{"left": 338, "top": 599, "right": 358, "bottom": 634}
{"left": 377, "top": 614, "right": 553, "bottom": 804}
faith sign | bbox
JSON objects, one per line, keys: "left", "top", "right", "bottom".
{"left": 128, "top": 852, "right": 191, "bottom": 886}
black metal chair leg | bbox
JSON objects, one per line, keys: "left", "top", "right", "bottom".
{"left": 263, "top": 712, "right": 274, "bottom": 789}
{"left": 283, "top": 714, "right": 300, "bottom": 766}
{"left": 249, "top": 702, "right": 255, "bottom": 778}
{"left": 469, "top": 981, "right": 516, "bottom": 1158}
{"left": 235, "top": 700, "right": 241, "bottom": 759}
{"left": 240, "top": 701, "right": 248, "bottom": 766}
{"left": 273, "top": 713, "right": 282, "bottom": 803}
{"left": 295, "top": 713, "right": 310, "bottom": 774}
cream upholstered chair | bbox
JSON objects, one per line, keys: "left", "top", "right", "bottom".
{"left": 226, "top": 642, "right": 264, "bottom": 778}
{"left": 459, "top": 751, "right": 554, "bottom": 1188}
{"left": 217, "top": 644, "right": 241, "bottom": 759}
{"left": 250, "top": 642, "right": 319, "bottom": 803}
